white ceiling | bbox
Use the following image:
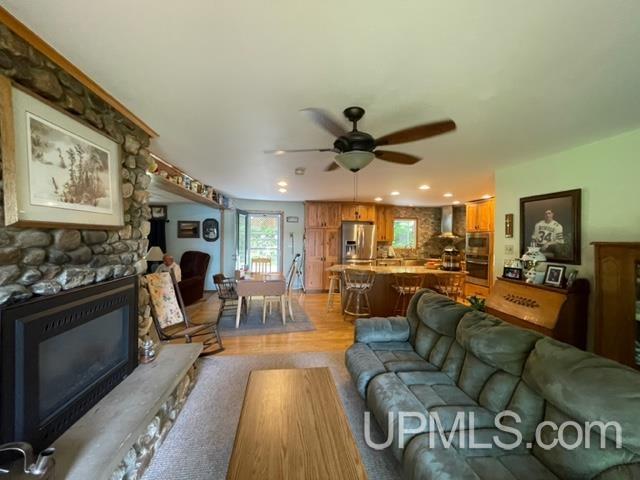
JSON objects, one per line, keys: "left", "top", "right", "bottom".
{"left": 4, "top": 0, "right": 640, "bottom": 206}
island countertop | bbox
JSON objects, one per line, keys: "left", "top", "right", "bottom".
{"left": 326, "top": 264, "right": 467, "bottom": 275}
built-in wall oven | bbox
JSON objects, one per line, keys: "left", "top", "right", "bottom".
{"left": 466, "top": 233, "right": 492, "bottom": 286}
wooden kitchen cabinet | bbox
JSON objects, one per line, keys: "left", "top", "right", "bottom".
{"left": 466, "top": 198, "right": 494, "bottom": 232}
{"left": 305, "top": 202, "right": 342, "bottom": 228}
{"left": 376, "top": 206, "right": 395, "bottom": 242}
{"left": 304, "top": 227, "right": 340, "bottom": 291}
{"left": 341, "top": 203, "right": 376, "bottom": 222}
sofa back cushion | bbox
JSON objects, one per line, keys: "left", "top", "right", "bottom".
{"left": 454, "top": 311, "right": 541, "bottom": 408}
{"left": 523, "top": 337, "right": 640, "bottom": 478}
{"left": 410, "top": 290, "right": 470, "bottom": 368}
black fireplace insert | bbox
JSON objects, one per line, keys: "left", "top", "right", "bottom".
{"left": 0, "top": 276, "right": 138, "bottom": 451}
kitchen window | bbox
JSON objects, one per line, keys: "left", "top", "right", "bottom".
{"left": 392, "top": 219, "right": 417, "bottom": 249}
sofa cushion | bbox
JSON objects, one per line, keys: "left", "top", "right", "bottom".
{"left": 416, "top": 291, "right": 471, "bottom": 337}
{"left": 523, "top": 337, "right": 640, "bottom": 478}
{"left": 354, "top": 316, "right": 410, "bottom": 343}
{"left": 456, "top": 310, "right": 542, "bottom": 377}
{"left": 370, "top": 342, "right": 437, "bottom": 373}
{"left": 345, "top": 343, "right": 386, "bottom": 398}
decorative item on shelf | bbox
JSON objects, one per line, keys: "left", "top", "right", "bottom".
{"left": 183, "top": 176, "right": 192, "bottom": 189}
{"left": 177, "top": 221, "right": 199, "bottom": 238}
{"left": 139, "top": 336, "right": 157, "bottom": 364}
{"left": 173, "top": 175, "right": 183, "bottom": 185}
{"left": 544, "top": 264, "right": 567, "bottom": 287}
{"left": 191, "top": 181, "right": 201, "bottom": 193}
{"left": 503, "top": 266, "right": 524, "bottom": 280}
{"left": 505, "top": 213, "right": 514, "bottom": 238}
{"left": 565, "top": 269, "right": 579, "bottom": 288}
{"left": 150, "top": 205, "right": 168, "bottom": 220}
{"left": 0, "top": 76, "right": 124, "bottom": 229}
{"left": 158, "top": 169, "right": 169, "bottom": 178}
{"left": 521, "top": 246, "right": 547, "bottom": 284}
{"left": 520, "top": 189, "right": 582, "bottom": 264}
{"left": 202, "top": 218, "right": 219, "bottom": 242}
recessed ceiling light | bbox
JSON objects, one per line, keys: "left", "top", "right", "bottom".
{"left": 482, "top": 194, "right": 492, "bottom": 199}
{"left": 390, "top": 191, "right": 400, "bottom": 196}
{"left": 294, "top": 167, "right": 305, "bottom": 175}
{"left": 278, "top": 188, "right": 287, "bottom": 193}
{"left": 274, "top": 150, "right": 285, "bottom": 155}
{"left": 443, "top": 192, "right": 453, "bottom": 198}
{"left": 453, "top": 200, "right": 461, "bottom": 205}
{"left": 374, "top": 197, "right": 383, "bottom": 202}
{"left": 277, "top": 181, "right": 288, "bottom": 187}
{"left": 419, "top": 184, "right": 431, "bottom": 190}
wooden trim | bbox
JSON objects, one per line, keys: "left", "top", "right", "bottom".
{"left": 0, "top": 7, "right": 158, "bottom": 138}
{"left": 0, "top": 75, "right": 18, "bottom": 225}
{"left": 150, "top": 175, "right": 224, "bottom": 209}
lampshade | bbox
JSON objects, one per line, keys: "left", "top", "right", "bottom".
{"left": 334, "top": 150, "right": 375, "bottom": 172}
{"left": 145, "top": 246, "right": 164, "bottom": 262}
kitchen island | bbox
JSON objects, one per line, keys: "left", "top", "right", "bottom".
{"left": 327, "top": 264, "right": 467, "bottom": 316}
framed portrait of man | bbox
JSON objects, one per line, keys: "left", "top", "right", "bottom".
{"left": 520, "top": 189, "right": 581, "bottom": 264}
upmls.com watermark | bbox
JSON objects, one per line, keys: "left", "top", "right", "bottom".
{"left": 364, "top": 411, "right": 622, "bottom": 450}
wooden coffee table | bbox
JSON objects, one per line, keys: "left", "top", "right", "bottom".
{"left": 227, "top": 367, "right": 367, "bottom": 479}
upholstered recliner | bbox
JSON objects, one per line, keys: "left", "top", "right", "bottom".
{"left": 345, "top": 289, "right": 640, "bottom": 479}
{"left": 178, "top": 250, "right": 210, "bottom": 306}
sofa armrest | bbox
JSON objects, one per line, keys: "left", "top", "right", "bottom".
{"left": 355, "top": 316, "right": 410, "bottom": 343}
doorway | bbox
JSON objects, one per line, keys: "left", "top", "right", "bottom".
{"left": 236, "top": 211, "right": 283, "bottom": 272}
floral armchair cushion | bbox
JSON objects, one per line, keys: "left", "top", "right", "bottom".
{"left": 146, "top": 272, "right": 184, "bottom": 329}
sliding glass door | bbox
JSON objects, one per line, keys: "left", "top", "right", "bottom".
{"left": 236, "top": 210, "right": 283, "bottom": 272}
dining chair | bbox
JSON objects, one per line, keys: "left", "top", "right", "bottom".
{"left": 213, "top": 273, "right": 246, "bottom": 318}
{"left": 251, "top": 257, "right": 271, "bottom": 273}
{"left": 392, "top": 273, "right": 425, "bottom": 315}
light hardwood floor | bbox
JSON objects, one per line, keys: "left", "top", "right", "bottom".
{"left": 187, "top": 292, "right": 355, "bottom": 356}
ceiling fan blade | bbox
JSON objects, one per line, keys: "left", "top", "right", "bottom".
{"left": 324, "top": 161, "right": 341, "bottom": 172}
{"left": 375, "top": 150, "right": 421, "bottom": 165}
{"left": 300, "top": 108, "right": 348, "bottom": 137}
{"left": 375, "top": 119, "right": 456, "bottom": 146}
{"left": 264, "top": 148, "right": 335, "bottom": 154}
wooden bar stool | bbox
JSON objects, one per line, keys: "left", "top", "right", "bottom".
{"left": 343, "top": 269, "right": 376, "bottom": 320}
{"left": 432, "top": 272, "right": 466, "bottom": 302}
{"left": 392, "top": 273, "right": 425, "bottom": 315}
{"left": 326, "top": 271, "right": 342, "bottom": 312}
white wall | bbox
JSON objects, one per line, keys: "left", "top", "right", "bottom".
{"left": 224, "top": 199, "right": 305, "bottom": 275}
{"left": 165, "top": 203, "right": 222, "bottom": 291}
{"left": 494, "top": 128, "right": 640, "bottom": 345}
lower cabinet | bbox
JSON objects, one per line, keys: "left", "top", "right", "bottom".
{"left": 465, "top": 283, "right": 490, "bottom": 299}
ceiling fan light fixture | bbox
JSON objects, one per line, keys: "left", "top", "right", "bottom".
{"left": 334, "top": 150, "right": 375, "bottom": 172}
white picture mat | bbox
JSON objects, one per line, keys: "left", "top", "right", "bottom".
{"left": 12, "top": 87, "right": 123, "bottom": 227}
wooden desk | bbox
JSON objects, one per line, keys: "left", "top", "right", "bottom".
{"left": 227, "top": 368, "right": 367, "bottom": 480}
{"left": 235, "top": 273, "right": 286, "bottom": 328}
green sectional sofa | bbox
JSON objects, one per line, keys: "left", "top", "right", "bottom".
{"left": 345, "top": 289, "right": 640, "bottom": 479}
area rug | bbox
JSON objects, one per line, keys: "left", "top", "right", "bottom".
{"left": 216, "top": 297, "right": 316, "bottom": 337}
{"left": 141, "top": 351, "right": 402, "bottom": 480}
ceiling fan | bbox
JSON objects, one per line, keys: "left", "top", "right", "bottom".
{"left": 265, "top": 106, "right": 456, "bottom": 172}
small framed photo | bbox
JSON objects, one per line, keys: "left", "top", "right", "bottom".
{"left": 202, "top": 218, "right": 219, "bottom": 242}
{"left": 505, "top": 213, "right": 514, "bottom": 238}
{"left": 503, "top": 266, "right": 523, "bottom": 280}
{"left": 177, "top": 220, "right": 199, "bottom": 238}
{"left": 150, "top": 205, "right": 167, "bottom": 220}
{"left": 544, "top": 264, "right": 566, "bottom": 287}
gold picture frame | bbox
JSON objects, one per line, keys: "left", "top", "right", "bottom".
{"left": 0, "top": 75, "right": 124, "bottom": 230}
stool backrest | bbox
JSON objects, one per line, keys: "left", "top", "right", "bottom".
{"left": 393, "top": 273, "right": 425, "bottom": 294}
{"left": 251, "top": 257, "right": 271, "bottom": 273}
{"left": 344, "top": 269, "right": 376, "bottom": 290}
{"left": 432, "top": 272, "right": 466, "bottom": 300}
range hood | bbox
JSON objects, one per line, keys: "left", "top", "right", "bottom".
{"left": 438, "top": 205, "right": 460, "bottom": 238}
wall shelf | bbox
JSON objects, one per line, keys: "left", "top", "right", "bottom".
{"left": 149, "top": 175, "right": 225, "bottom": 209}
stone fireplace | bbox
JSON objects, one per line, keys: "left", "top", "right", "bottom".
{"left": 0, "top": 276, "right": 138, "bottom": 451}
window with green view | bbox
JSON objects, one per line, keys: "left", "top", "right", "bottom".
{"left": 392, "top": 219, "right": 417, "bottom": 249}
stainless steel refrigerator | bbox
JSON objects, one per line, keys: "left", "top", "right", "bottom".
{"left": 341, "top": 222, "right": 376, "bottom": 265}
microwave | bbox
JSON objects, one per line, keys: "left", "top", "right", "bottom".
{"left": 466, "top": 232, "right": 492, "bottom": 257}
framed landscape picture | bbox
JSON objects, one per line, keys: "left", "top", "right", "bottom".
{"left": 0, "top": 76, "right": 123, "bottom": 229}
{"left": 177, "top": 221, "right": 199, "bottom": 238}
{"left": 520, "top": 189, "right": 581, "bottom": 264}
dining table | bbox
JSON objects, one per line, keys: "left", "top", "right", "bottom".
{"left": 235, "top": 272, "right": 287, "bottom": 328}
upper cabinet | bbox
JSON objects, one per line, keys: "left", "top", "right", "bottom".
{"left": 466, "top": 198, "right": 495, "bottom": 232}
{"left": 305, "top": 202, "right": 342, "bottom": 228}
{"left": 376, "top": 206, "right": 395, "bottom": 242}
{"left": 341, "top": 203, "right": 376, "bottom": 222}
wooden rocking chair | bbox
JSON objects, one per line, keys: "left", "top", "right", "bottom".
{"left": 146, "top": 271, "right": 223, "bottom": 355}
